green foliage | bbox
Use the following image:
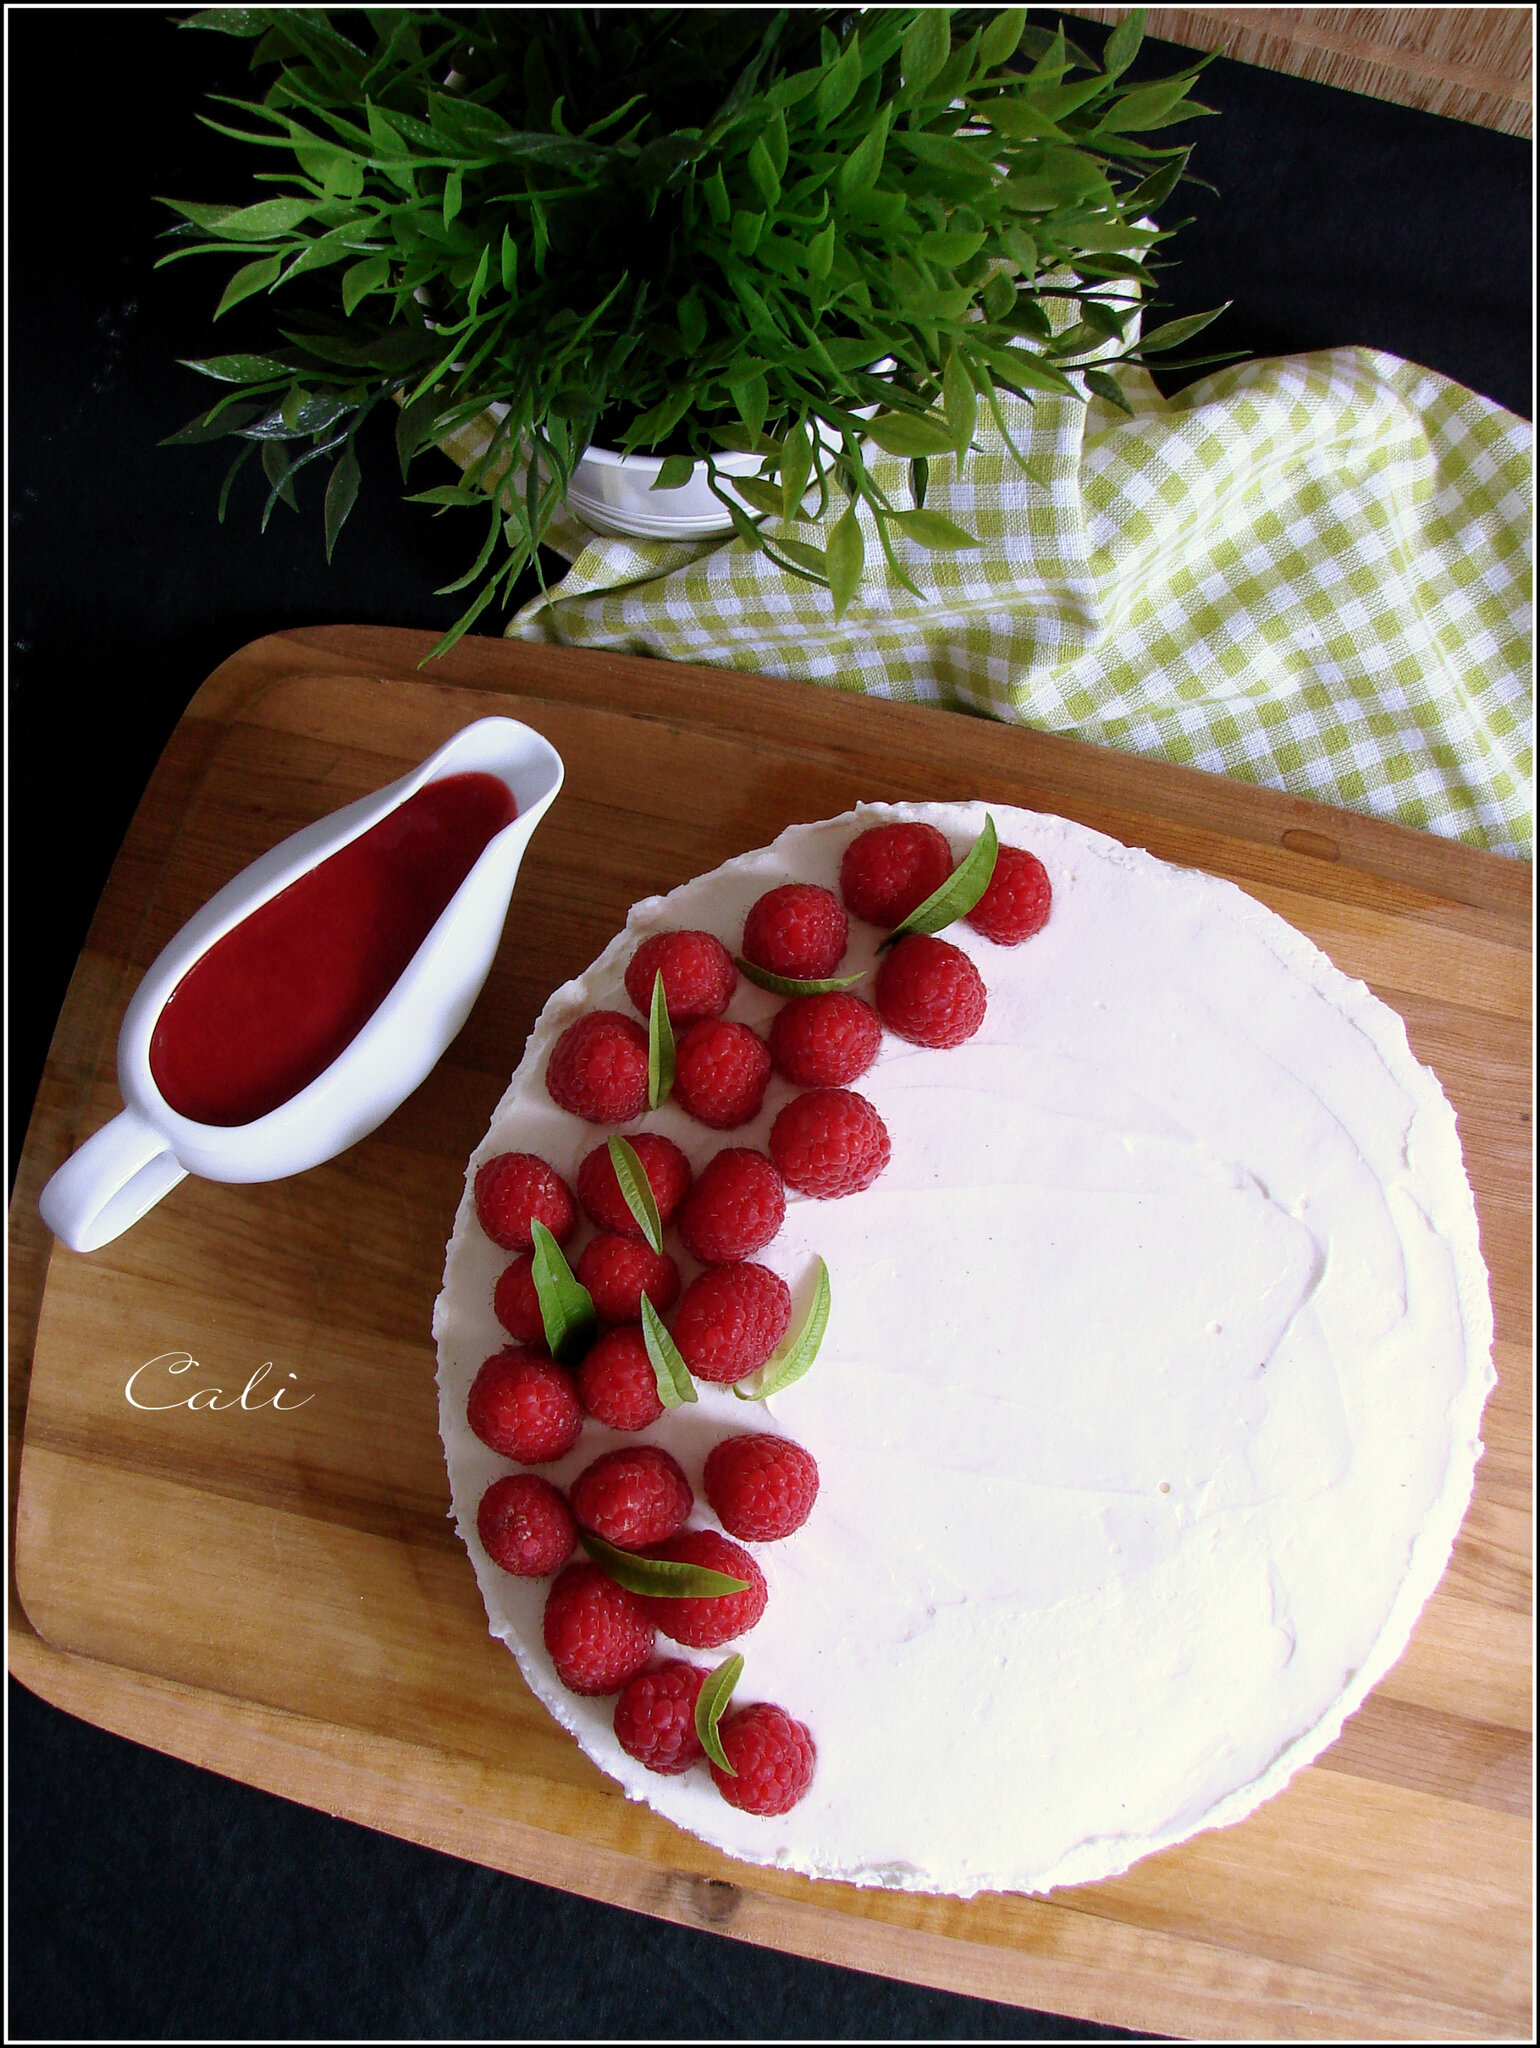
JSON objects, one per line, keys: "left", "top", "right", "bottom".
{"left": 162, "top": 7, "right": 1233, "bottom": 651}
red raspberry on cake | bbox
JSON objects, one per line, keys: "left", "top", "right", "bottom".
{"left": 613, "top": 1660, "right": 708, "bottom": 1775}
{"left": 542, "top": 1563, "right": 655, "bottom": 1696}
{"left": 840, "top": 820, "right": 953, "bottom": 927}
{"left": 677, "top": 1149, "right": 785, "bottom": 1264}
{"left": 672, "top": 1264, "right": 791, "bottom": 1384}
{"left": 704, "top": 1434, "right": 820, "bottom": 1542}
{"left": 493, "top": 1254, "right": 546, "bottom": 1347}
{"left": 642, "top": 1530, "right": 767, "bottom": 1648}
{"left": 466, "top": 1350, "right": 583, "bottom": 1464}
{"left": 576, "top": 1133, "right": 692, "bottom": 1238}
{"left": 576, "top": 1233, "right": 680, "bottom": 1324}
{"left": 710, "top": 1703, "right": 816, "bottom": 1815}
{"left": 965, "top": 843, "right": 1052, "bottom": 945}
{"left": 576, "top": 1327, "right": 665, "bottom": 1431}
{"left": 742, "top": 883, "right": 849, "bottom": 980}
{"left": 624, "top": 930, "right": 737, "bottom": 1024}
{"left": 474, "top": 1152, "right": 577, "bottom": 1253}
{"left": 770, "top": 1088, "right": 891, "bottom": 1198}
{"left": 570, "top": 1444, "right": 693, "bottom": 1551}
{"left": 545, "top": 1010, "right": 650, "bottom": 1123}
{"left": 672, "top": 1019, "right": 772, "bottom": 1130}
{"left": 874, "top": 934, "right": 987, "bottom": 1048}
{"left": 477, "top": 1473, "right": 576, "bottom": 1577}
{"left": 768, "top": 991, "right": 882, "bottom": 1088}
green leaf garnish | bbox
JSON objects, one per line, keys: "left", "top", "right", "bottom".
{"left": 694, "top": 1653, "right": 744, "bottom": 1774}
{"left": 580, "top": 1529, "right": 748, "bottom": 1599}
{"left": 648, "top": 970, "right": 675, "bottom": 1111}
{"left": 882, "top": 814, "right": 999, "bottom": 948}
{"left": 734, "top": 957, "right": 867, "bottom": 998}
{"left": 641, "top": 1296, "right": 698, "bottom": 1410}
{"left": 528, "top": 1218, "right": 597, "bottom": 1365}
{"left": 607, "top": 1134, "right": 663, "bottom": 1253}
{"left": 735, "top": 1256, "right": 830, "bottom": 1401}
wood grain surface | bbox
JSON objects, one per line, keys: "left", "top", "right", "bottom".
{"left": 1066, "top": 6, "right": 1534, "bottom": 136}
{"left": 9, "top": 627, "right": 1532, "bottom": 2041}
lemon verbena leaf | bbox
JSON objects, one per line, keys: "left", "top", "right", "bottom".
{"left": 529, "top": 1218, "right": 597, "bottom": 1364}
{"left": 580, "top": 1530, "right": 747, "bottom": 1598}
{"left": 734, "top": 957, "right": 866, "bottom": 997}
{"left": 641, "top": 1296, "right": 698, "bottom": 1409}
{"left": 735, "top": 1256, "right": 830, "bottom": 1401}
{"left": 648, "top": 969, "right": 675, "bottom": 1109}
{"left": 694, "top": 1653, "right": 744, "bottom": 1773}
{"left": 882, "top": 813, "right": 998, "bottom": 947}
{"left": 608, "top": 1134, "right": 664, "bottom": 1253}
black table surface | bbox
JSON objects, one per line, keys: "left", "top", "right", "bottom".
{"left": 7, "top": 10, "right": 1531, "bottom": 2041}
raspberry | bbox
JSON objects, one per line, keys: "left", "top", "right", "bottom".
{"left": 840, "top": 821, "right": 954, "bottom": 927}
{"left": 770, "top": 1088, "right": 891, "bottom": 1198}
{"left": 677, "top": 1149, "right": 785, "bottom": 1264}
{"left": 477, "top": 1473, "right": 576, "bottom": 1577}
{"left": 710, "top": 1703, "right": 816, "bottom": 1815}
{"left": 742, "top": 883, "right": 849, "bottom": 980}
{"left": 642, "top": 1529, "right": 767, "bottom": 1648}
{"left": 576, "top": 1132, "right": 692, "bottom": 1238}
{"left": 768, "top": 992, "right": 882, "bottom": 1088}
{"left": 474, "top": 1152, "right": 577, "bottom": 1253}
{"left": 672, "top": 1265, "right": 791, "bottom": 1384}
{"left": 492, "top": 1254, "right": 547, "bottom": 1347}
{"left": 874, "top": 934, "right": 987, "bottom": 1048}
{"left": 543, "top": 1563, "right": 655, "bottom": 1696}
{"left": 625, "top": 930, "right": 737, "bottom": 1024}
{"left": 576, "top": 1327, "right": 665, "bottom": 1431}
{"left": 576, "top": 1233, "right": 680, "bottom": 1323}
{"left": 672, "top": 1019, "right": 772, "bottom": 1130}
{"left": 570, "top": 1445, "right": 693, "bottom": 1550}
{"left": 466, "top": 1350, "right": 583, "bottom": 1464}
{"left": 546, "top": 1011, "right": 649, "bottom": 1123}
{"left": 965, "top": 842, "right": 1053, "bottom": 945}
{"left": 703, "top": 1434, "right": 820, "bottom": 1542}
{"left": 614, "top": 1660, "right": 707, "bottom": 1775}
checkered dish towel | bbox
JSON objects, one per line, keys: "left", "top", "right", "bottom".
{"left": 476, "top": 350, "right": 1532, "bottom": 857}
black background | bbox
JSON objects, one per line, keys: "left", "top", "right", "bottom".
{"left": 8, "top": 8, "right": 1531, "bottom": 2040}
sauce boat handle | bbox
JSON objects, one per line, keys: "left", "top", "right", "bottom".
{"left": 39, "top": 1108, "right": 188, "bottom": 1253}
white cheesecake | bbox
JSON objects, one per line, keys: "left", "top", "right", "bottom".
{"left": 433, "top": 801, "right": 1494, "bottom": 1897}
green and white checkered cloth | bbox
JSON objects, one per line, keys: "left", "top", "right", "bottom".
{"left": 454, "top": 349, "right": 1533, "bottom": 856}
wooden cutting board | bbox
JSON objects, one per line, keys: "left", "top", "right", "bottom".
{"left": 9, "top": 626, "right": 1531, "bottom": 2041}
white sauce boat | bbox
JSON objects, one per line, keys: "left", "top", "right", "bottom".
{"left": 40, "top": 716, "right": 563, "bottom": 1253}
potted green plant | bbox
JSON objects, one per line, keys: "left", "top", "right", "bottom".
{"left": 163, "top": 7, "right": 1231, "bottom": 652}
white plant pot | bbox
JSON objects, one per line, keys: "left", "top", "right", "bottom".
{"left": 481, "top": 389, "right": 880, "bottom": 543}
{"left": 475, "top": 276, "right": 1139, "bottom": 548}
{"left": 554, "top": 299, "right": 1145, "bottom": 539}
{"left": 565, "top": 441, "right": 769, "bottom": 541}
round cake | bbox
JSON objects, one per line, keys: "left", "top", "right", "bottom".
{"left": 433, "top": 800, "right": 1494, "bottom": 1897}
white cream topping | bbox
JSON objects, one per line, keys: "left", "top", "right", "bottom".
{"left": 433, "top": 802, "right": 1494, "bottom": 1897}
